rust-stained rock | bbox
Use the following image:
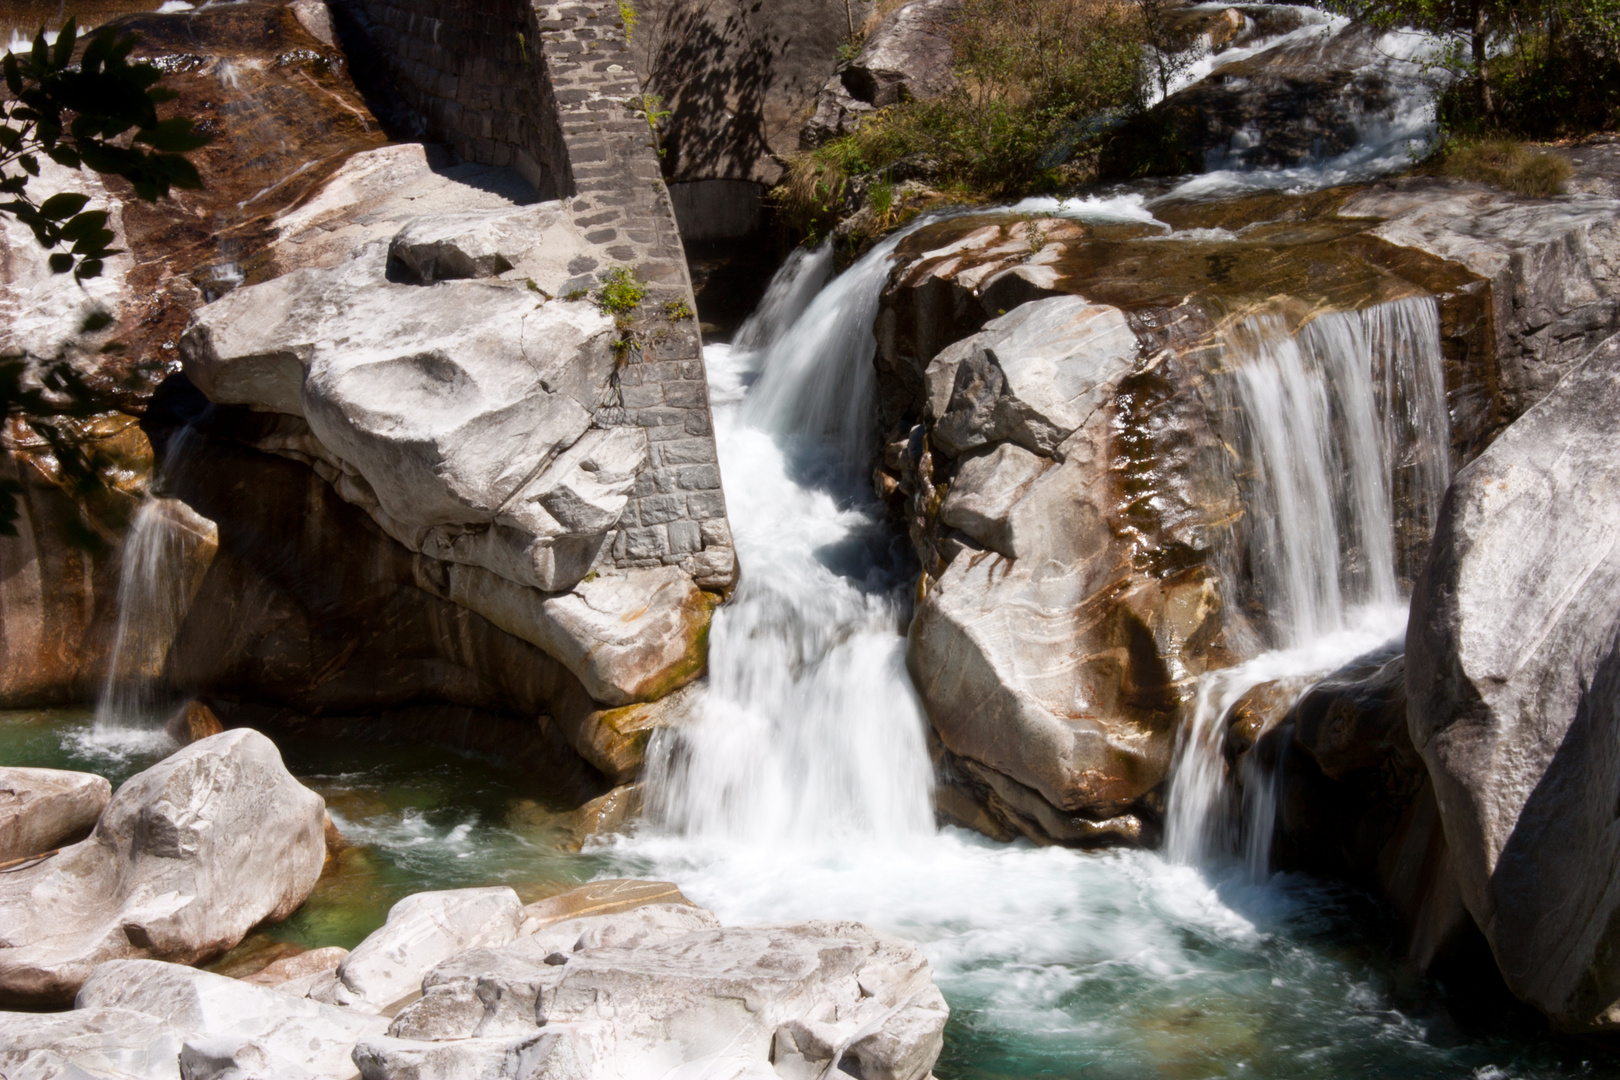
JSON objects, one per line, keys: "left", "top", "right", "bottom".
{"left": 517, "top": 879, "right": 696, "bottom": 936}
{"left": 165, "top": 699, "right": 224, "bottom": 746}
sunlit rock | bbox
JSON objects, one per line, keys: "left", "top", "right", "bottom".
{"left": 77, "top": 959, "right": 387, "bottom": 1080}
{"left": 1342, "top": 182, "right": 1620, "bottom": 427}
{"left": 1408, "top": 331, "right": 1620, "bottom": 1031}
{"left": 0, "top": 1006, "right": 184, "bottom": 1080}
{"left": 926, "top": 295, "right": 1140, "bottom": 458}
{"left": 0, "top": 767, "right": 111, "bottom": 862}
{"left": 0, "top": 730, "right": 325, "bottom": 1007}
{"left": 360, "top": 919, "right": 946, "bottom": 1080}
{"left": 313, "top": 888, "right": 524, "bottom": 1014}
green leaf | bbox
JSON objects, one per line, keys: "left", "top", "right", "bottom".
{"left": 3, "top": 53, "right": 21, "bottom": 96}
{"left": 38, "top": 192, "right": 90, "bottom": 219}
{"left": 75, "top": 258, "right": 104, "bottom": 280}
{"left": 53, "top": 17, "right": 76, "bottom": 68}
{"left": 47, "top": 252, "right": 73, "bottom": 273}
{"left": 18, "top": 154, "right": 38, "bottom": 176}
{"left": 46, "top": 145, "right": 80, "bottom": 169}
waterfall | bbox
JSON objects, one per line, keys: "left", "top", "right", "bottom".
{"left": 647, "top": 195, "right": 1166, "bottom": 847}
{"left": 1164, "top": 295, "right": 1450, "bottom": 869}
{"left": 645, "top": 227, "right": 936, "bottom": 845}
{"left": 93, "top": 430, "right": 216, "bottom": 737}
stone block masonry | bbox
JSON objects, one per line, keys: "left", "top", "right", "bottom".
{"left": 327, "top": 0, "right": 735, "bottom": 591}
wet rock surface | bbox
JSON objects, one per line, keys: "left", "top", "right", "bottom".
{"left": 0, "top": 730, "right": 325, "bottom": 1006}
{"left": 1408, "top": 331, "right": 1620, "bottom": 1032}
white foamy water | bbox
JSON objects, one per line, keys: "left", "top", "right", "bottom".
{"left": 1165, "top": 296, "right": 1450, "bottom": 868}
{"left": 601, "top": 210, "right": 1499, "bottom": 1077}
{"left": 1164, "top": 24, "right": 1446, "bottom": 198}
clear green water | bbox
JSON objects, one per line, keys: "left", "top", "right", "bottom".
{"left": 4, "top": 709, "right": 1616, "bottom": 1080}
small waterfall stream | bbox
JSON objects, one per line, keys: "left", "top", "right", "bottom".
{"left": 1164, "top": 296, "right": 1450, "bottom": 869}
{"left": 92, "top": 429, "right": 215, "bottom": 742}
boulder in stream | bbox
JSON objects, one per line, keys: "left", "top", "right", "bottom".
{"left": 1407, "top": 331, "right": 1620, "bottom": 1031}
{"left": 76, "top": 959, "right": 388, "bottom": 1080}
{"left": 0, "top": 729, "right": 326, "bottom": 1006}
{"left": 362, "top": 917, "right": 947, "bottom": 1080}
{"left": 0, "top": 767, "right": 111, "bottom": 862}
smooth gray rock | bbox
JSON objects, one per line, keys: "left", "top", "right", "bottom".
{"left": 181, "top": 247, "right": 624, "bottom": 596}
{"left": 389, "top": 905, "right": 722, "bottom": 1041}
{"left": 77, "top": 959, "right": 387, "bottom": 1080}
{"left": 927, "top": 295, "right": 1139, "bottom": 458}
{"left": 1408, "top": 332, "right": 1620, "bottom": 1031}
{"left": 1342, "top": 184, "right": 1620, "bottom": 425}
{"left": 938, "top": 443, "right": 1049, "bottom": 558}
{"left": 0, "top": 766, "right": 111, "bottom": 861}
{"left": 317, "top": 888, "right": 524, "bottom": 1013}
{"left": 352, "top": 1033, "right": 560, "bottom": 1080}
{"left": 0, "top": 1006, "right": 183, "bottom": 1080}
{"left": 0, "top": 730, "right": 326, "bottom": 1006}
{"left": 390, "top": 205, "right": 577, "bottom": 283}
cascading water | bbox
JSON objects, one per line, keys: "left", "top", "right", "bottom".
{"left": 604, "top": 208, "right": 1510, "bottom": 1078}
{"left": 91, "top": 428, "right": 215, "bottom": 742}
{"left": 1163, "top": 295, "right": 1450, "bottom": 869}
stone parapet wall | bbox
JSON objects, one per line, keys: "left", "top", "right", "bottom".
{"left": 327, "top": 0, "right": 734, "bottom": 590}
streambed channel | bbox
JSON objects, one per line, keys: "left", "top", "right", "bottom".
{"left": 5, "top": 708, "right": 1612, "bottom": 1079}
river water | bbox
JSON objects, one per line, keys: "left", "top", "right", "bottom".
{"left": 8, "top": 3, "right": 1619, "bottom": 1077}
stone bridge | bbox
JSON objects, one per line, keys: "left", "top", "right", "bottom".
{"left": 331, "top": 0, "right": 730, "bottom": 584}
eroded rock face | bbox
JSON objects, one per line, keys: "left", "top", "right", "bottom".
{"left": 9, "top": 881, "right": 946, "bottom": 1080}
{"left": 0, "top": 1006, "right": 184, "bottom": 1080}
{"left": 1342, "top": 181, "right": 1620, "bottom": 430}
{"left": 176, "top": 144, "right": 728, "bottom": 731}
{"left": 182, "top": 249, "right": 624, "bottom": 596}
{"left": 314, "top": 888, "right": 524, "bottom": 1013}
{"left": 1407, "top": 331, "right": 1620, "bottom": 1031}
{"left": 0, "top": 730, "right": 325, "bottom": 1006}
{"left": 0, "top": 767, "right": 112, "bottom": 862}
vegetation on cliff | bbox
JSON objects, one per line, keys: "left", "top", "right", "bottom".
{"left": 1334, "top": 0, "right": 1620, "bottom": 137}
{"left": 777, "top": 0, "right": 1153, "bottom": 238}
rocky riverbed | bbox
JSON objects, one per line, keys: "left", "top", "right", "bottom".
{"left": 5, "top": 0, "right": 1620, "bottom": 1074}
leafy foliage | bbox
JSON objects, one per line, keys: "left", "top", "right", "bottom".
{"left": 1331, "top": 0, "right": 1620, "bottom": 136}
{"left": 0, "top": 17, "right": 209, "bottom": 537}
{"left": 596, "top": 266, "right": 646, "bottom": 316}
{"left": 2, "top": 18, "right": 208, "bottom": 281}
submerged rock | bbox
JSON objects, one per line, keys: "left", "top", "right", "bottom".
{"left": 1408, "top": 331, "right": 1620, "bottom": 1031}
{"left": 0, "top": 767, "right": 111, "bottom": 862}
{"left": 0, "top": 729, "right": 325, "bottom": 1006}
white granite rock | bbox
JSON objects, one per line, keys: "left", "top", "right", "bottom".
{"left": 316, "top": 888, "right": 524, "bottom": 1014}
{"left": 0, "top": 730, "right": 326, "bottom": 1006}
{"left": 0, "top": 766, "right": 111, "bottom": 862}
